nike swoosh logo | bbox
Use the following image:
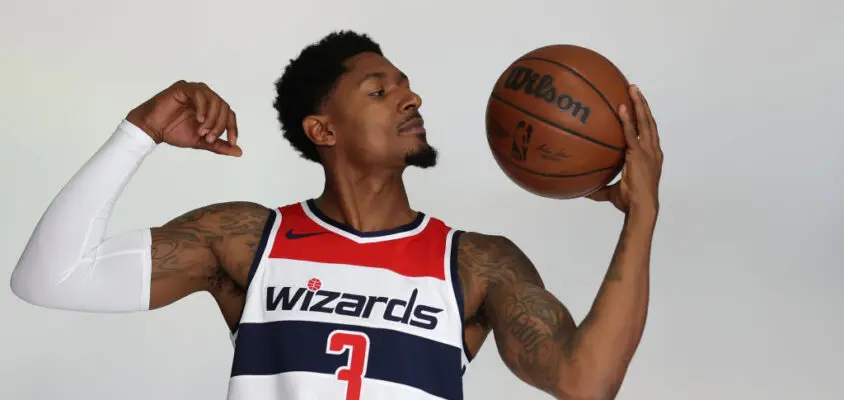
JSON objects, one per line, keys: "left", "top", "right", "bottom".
{"left": 285, "top": 229, "right": 329, "bottom": 240}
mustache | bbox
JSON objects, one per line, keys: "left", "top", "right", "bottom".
{"left": 398, "top": 112, "right": 423, "bottom": 128}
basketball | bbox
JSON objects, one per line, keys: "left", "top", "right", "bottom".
{"left": 485, "top": 44, "right": 634, "bottom": 199}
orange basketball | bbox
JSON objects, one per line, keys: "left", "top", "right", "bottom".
{"left": 485, "top": 44, "right": 633, "bottom": 199}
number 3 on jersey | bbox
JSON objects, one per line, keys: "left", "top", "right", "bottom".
{"left": 326, "top": 330, "right": 371, "bottom": 400}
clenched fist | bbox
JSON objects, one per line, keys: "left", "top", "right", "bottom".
{"left": 126, "top": 80, "right": 242, "bottom": 157}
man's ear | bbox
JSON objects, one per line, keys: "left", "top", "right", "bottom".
{"left": 302, "top": 115, "right": 336, "bottom": 148}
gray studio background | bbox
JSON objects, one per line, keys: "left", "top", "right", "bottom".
{"left": 1, "top": 0, "right": 841, "bottom": 398}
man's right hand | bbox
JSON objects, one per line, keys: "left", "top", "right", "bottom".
{"left": 126, "top": 80, "right": 242, "bottom": 157}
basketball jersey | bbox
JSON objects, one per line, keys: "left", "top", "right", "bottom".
{"left": 226, "top": 200, "right": 472, "bottom": 400}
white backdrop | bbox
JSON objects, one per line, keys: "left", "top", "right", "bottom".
{"left": 2, "top": 0, "right": 842, "bottom": 399}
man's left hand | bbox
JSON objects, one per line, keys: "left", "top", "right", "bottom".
{"left": 587, "top": 84, "right": 663, "bottom": 216}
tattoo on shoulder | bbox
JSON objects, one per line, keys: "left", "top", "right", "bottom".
{"left": 457, "top": 232, "right": 544, "bottom": 290}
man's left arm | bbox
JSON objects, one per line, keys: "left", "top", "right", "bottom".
{"left": 465, "top": 85, "right": 661, "bottom": 400}
{"left": 462, "top": 214, "right": 654, "bottom": 399}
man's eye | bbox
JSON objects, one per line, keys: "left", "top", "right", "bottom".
{"left": 369, "top": 89, "right": 385, "bottom": 97}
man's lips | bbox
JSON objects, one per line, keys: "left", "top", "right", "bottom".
{"left": 399, "top": 117, "right": 425, "bottom": 135}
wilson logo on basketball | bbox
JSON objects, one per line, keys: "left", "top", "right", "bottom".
{"left": 503, "top": 65, "right": 592, "bottom": 124}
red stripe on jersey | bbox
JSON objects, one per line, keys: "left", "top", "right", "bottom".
{"left": 268, "top": 204, "right": 450, "bottom": 280}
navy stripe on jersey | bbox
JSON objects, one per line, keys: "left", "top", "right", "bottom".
{"left": 232, "top": 320, "right": 463, "bottom": 399}
{"left": 449, "top": 230, "right": 473, "bottom": 364}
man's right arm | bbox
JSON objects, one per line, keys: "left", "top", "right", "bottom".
{"left": 9, "top": 118, "right": 265, "bottom": 313}
{"left": 11, "top": 81, "right": 250, "bottom": 313}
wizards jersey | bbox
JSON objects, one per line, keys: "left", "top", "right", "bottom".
{"left": 226, "top": 200, "right": 472, "bottom": 400}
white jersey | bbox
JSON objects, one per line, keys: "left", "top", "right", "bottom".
{"left": 227, "top": 200, "right": 472, "bottom": 400}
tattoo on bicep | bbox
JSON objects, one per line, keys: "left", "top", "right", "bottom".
{"left": 458, "top": 232, "right": 577, "bottom": 390}
{"left": 150, "top": 202, "right": 269, "bottom": 285}
{"left": 151, "top": 226, "right": 220, "bottom": 280}
{"left": 494, "top": 283, "right": 576, "bottom": 389}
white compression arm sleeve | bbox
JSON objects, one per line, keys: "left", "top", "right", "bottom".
{"left": 11, "top": 119, "right": 158, "bottom": 312}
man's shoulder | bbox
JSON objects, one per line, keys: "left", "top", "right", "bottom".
{"left": 192, "top": 200, "right": 273, "bottom": 218}
{"left": 455, "top": 230, "right": 520, "bottom": 255}
{"left": 162, "top": 200, "right": 274, "bottom": 233}
{"left": 454, "top": 229, "right": 543, "bottom": 287}
{"left": 420, "top": 214, "right": 521, "bottom": 259}
{"left": 455, "top": 231, "right": 521, "bottom": 267}
{"left": 181, "top": 200, "right": 267, "bottom": 211}
{"left": 193, "top": 199, "right": 319, "bottom": 217}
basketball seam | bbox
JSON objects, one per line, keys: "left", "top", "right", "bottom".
{"left": 489, "top": 93, "right": 624, "bottom": 152}
{"left": 486, "top": 136, "right": 622, "bottom": 178}
{"left": 516, "top": 56, "right": 625, "bottom": 129}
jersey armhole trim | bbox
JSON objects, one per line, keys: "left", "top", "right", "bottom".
{"left": 448, "top": 229, "right": 474, "bottom": 364}
{"left": 245, "top": 208, "right": 278, "bottom": 289}
{"left": 231, "top": 207, "right": 279, "bottom": 335}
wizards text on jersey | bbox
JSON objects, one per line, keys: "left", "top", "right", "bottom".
{"left": 266, "top": 281, "right": 443, "bottom": 330}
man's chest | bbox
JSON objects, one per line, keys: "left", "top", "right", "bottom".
{"left": 216, "top": 237, "right": 494, "bottom": 352}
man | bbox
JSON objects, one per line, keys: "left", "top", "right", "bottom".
{"left": 11, "top": 30, "right": 662, "bottom": 400}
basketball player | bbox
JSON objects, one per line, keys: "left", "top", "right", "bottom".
{"left": 11, "top": 31, "right": 662, "bottom": 399}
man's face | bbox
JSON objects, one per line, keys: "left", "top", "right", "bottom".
{"left": 313, "top": 52, "right": 437, "bottom": 169}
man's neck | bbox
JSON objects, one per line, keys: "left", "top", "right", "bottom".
{"left": 314, "top": 167, "right": 417, "bottom": 233}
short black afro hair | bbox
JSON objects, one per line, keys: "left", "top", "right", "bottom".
{"left": 273, "top": 30, "right": 383, "bottom": 163}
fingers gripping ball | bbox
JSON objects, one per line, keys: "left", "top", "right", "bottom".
{"left": 485, "top": 44, "right": 634, "bottom": 199}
